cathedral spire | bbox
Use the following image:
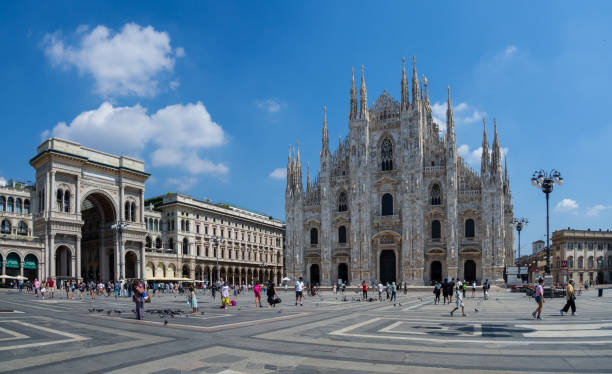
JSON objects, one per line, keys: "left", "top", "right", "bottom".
{"left": 286, "top": 145, "right": 293, "bottom": 193}
{"left": 411, "top": 56, "right": 419, "bottom": 104}
{"left": 424, "top": 76, "right": 429, "bottom": 103}
{"left": 481, "top": 118, "right": 490, "bottom": 177}
{"left": 359, "top": 65, "right": 368, "bottom": 119}
{"left": 446, "top": 86, "right": 455, "bottom": 138}
{"left": 349, "top": 67, "right": 357, "bottom": 120}
{"left": 296, "top": 142, "right": 303, "bottom": 192}
{"left": 401, "top": 57, "right": 409, "bottom": 109}
{"left": 306, "top": 161, "right": 311, "bottom": 193}
{"left": 491, "top": 118, "right": 502, "bottom": 177}
{"left": 320, "top": 106, "right": 331, "bottom": 165}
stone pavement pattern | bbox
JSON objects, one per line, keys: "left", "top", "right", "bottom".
{"left": 1, "top": 288, "right": 612, "bottom": 373}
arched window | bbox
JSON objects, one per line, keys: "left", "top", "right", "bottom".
{"left": 1, "top": 220, "right": 11, "bottom": 234}
{"left": 125, "top": 202, "right": 130, "bottom": 221}
{"left": 432, "top": 220, "right": 441, "bottom": 239}
{"left": 381, "top": 137, "right": 393, "bottom": 171}
{"left": 588, "top": 256, "right": 594, "bottom": 268}
{"left": 186, "top": 221, "right": 190, "bottom": 232}
{"left": 0, "top": 196, "right": 4, "bottom": 211}
{"left": 168, "top": 238, "right": 174, "bottom": 250}
{"left": 568, "top": 256, "right": 574, "bottom": 268}
{"left": 578, "top": 256, "right": 584, "bottom": 269}
{"left": 338, "top": 191, "right": 348, "bottom": 212}
{"left": 381, "top": 193, "right": 393, "bottom": 216}
{"left": 145, "top": 236, "right": 152, "bottom": 248}
{"left": 154, "top": 220, "right": 158, "bottom": 231}
{"left": 155, "top": 237, "right": 162, "bottom": 249}
{"left": 130, "top": 202, "right": 136, "bottom": 222}
{"left": 181, "top": 220, "right": 185, "bottom": 231}
{"left": 197, "top": 245, "right": 201, "bottom": 256}
{"left": 465, "top": 219, "right": 475, "bottom": 238}
{"left": 23, "top": 199, "right": 30, "bottom": 214}
{"left": 430, "top": 184, "right": 442, "bottom": 205}
{"left": 338, "top": 226, "right": 347, "bottom": 243}
{"left": 17, "top": 221, "right": 27, "bottom": 236}
{"left": 310, "top": 228, "right": 318, "bottom": 246}
{"left": 56, "top": 190, "right": 63, "bottom": 211}
{"left": 183, "top": 238, "right": 189, "bottom": 255}
{"left": 7, "top": 197, "right": 14, "bottom": 213}
{"left": 63, "top": 190, "right": 70, "bottom": 213}
{"left": 15, "top": 198, "right": 22, "bottom": 214}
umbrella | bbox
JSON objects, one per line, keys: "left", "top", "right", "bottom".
{"left": 0, "top": 275, "right": 18, "bottom": 280}
{"left": 282, "top": 277, "right": 291, "bottom": 282}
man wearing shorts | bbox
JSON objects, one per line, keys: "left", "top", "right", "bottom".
{"left": 47, "top": 278, "right": 55, "bottom": 299}
{"left": 450, "top": 283, "right": 465, "bottom": 317}
{"left": 532, "top": 278, "right": 545, "bottom": 320}
{"left": 295, "top": 277, "right": 304, "bottom": 306}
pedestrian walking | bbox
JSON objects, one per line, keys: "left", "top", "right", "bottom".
{"left": 188, "top": 286, "right": 198, "bottom": 315}
{"left": 377, "top": 282, "right": 384, "bottom": 301}
{"left": 295, "top": 277, "right": 304, "bottom": 306}
{"left": 560, "top": 279, "right": 577, "bottom": 316}
{"left": 65, "top": 281, "right": 71, "bottom": 299}
{"left": 47, "top": 278, "right": 55, "bottom": 299}
{"left": 267, "top": 280, "right": 278, "bottom": 308}
{"left": 448, "top": 278, "right": 455, "bottom": 303}
{"left": 362, "top": 281, "right": 368, "bottom": 299}
{"left": 40, "top": 281, "right": 47, "bottom": 300}
{"left": 442, "top": 279, "right": 449, "bottom": 304}
{"left": 532, "top": 278, "right": 545, "bottom": 320}
{"left": 433, "top": 281, "right": 441, "bottom": 304}
{"left": 450, "top": 283, "right": 466, "bottom": 317}
{"left": 221, "top": 282, "right": 230, "bottom": 309}
{"left": 462, "top": 281, "right": 467, "bottom": 299}
{"left": 132, "top": 281, "right": 145, "bottom": 320}
{"left": 254, "top": 281, "right": 262, "bottom": 307}
{"left": 390, "top": 282, "right": 397, "bottom": 302}
{"left": 471, "top": 281, "right": 476, "bottom": 298}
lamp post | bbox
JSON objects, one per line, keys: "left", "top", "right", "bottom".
{"left": 531, "top": 169, "right": 563, "bottom": 278}
{"left": 111, "top": 221, "right": 129, "bottom": 280}
{"left": 513, "top": 218, "right": 528, "bottom": 281}
{"left": 209, "top": 236, "right": 225, "bottom": 284}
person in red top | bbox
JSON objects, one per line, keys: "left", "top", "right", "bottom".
{"left": 362, "top": 281, "right": 368, "bottom": 299}
{"left": 47, "top": 278, "right": 55, "bottom": 299}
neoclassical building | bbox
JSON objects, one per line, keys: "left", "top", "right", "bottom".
{"left": 0, "top": 138, "right": 284, "bottom": 284}
{"left": 285, "top": 60, "right": 514, "bottom": 286}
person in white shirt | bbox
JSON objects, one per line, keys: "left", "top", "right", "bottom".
{"left": 450, "top": 283, "right": 466, "bottom": 317}
{"left": 377, "top": 282, "right": 384, "bottom": 301}
{"left": 295, "top": 277, "right": 304, "bottom": 306}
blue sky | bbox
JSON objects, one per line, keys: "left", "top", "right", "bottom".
{"left": 1, "top": 2, "right": 611, "bottom": 253}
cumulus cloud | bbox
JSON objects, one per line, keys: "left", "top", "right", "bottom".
{"left": 555, "top": 198, "right": 579, "bottom": 212}
{"left": 166, "top": 177, "right": 198, "bottom": 192}
{"left": 0, "top": 176, "right": 6, "bottom": 187}
{"left": 257, "top": 99, "right": 281, "bottom": 113}
{"left": 586, "top": 204, "right": 612, "bottom": 217}
{"left": 45, "top": 101, "right": 228, "bottom": 176}
{"left": 43, "top": 23, "right": 182, "bottom": 97}
{"left": 504, "top": 45, "right": 518, "bottom": 58}
{"left": 431, "top": 101, "right": 485, "bottom": 133}
{"left": 458, "top": 144, "right": 509, "bottom": 168}
{"left": 269, "top": 168, "right": 287, "bottom": 180}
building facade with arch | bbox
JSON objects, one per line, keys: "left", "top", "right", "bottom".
{"left": 285, "top": 60, "right": 514, "bottom": 286}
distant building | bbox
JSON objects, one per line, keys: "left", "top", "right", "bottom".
{"left": 532, "top": 240, "right": 545, "bottom": 255}
{"left": 551, "top": 228, "right": 611, "bottom": 285}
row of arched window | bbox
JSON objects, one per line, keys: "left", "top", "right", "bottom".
{"left": 566, "top": 256, "right": 607, "bottom": 269}
{"left": 310, "top": 226, "right": 348, "bottom": 246}
{"left": 124, "top": 201, "right": 137, "bottom": 222}
{"left": 56, "top": 189, "right": 71, "bottom": 213}
{"left": 0, "top": 220, "right": 28, "bottom": 236}
{"left": 0, "top": 197, "right": 31, "bottom": 214}
{"left": 145, "top": 217, "right": 161, "bottom": 232}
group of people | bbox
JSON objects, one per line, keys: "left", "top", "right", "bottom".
{"left": 531, "top": 278, "right": 578, "bottom": 320}
{"left": 432, "top": 279, "right": 491, "bottom": 305}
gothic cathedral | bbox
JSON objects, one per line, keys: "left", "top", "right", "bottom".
{"left": 285, "top": 58, "right": 514, "bottom": 286}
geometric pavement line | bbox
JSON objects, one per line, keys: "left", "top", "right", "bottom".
{"left": 0, "top": 320, "right": 88, "bottom": 352}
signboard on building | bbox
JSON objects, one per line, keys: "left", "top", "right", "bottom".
{"left": 561, "top": 260, "right": 568, "bottom": 269}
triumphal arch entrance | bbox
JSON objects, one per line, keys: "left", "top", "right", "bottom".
{"left": 30, "top": 138, "right": 149, "bottom": 282}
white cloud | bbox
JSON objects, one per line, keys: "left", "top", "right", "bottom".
{"left": 431, "top": 101, "right": 485, "bottom": 133}
{"left": 257, "top": 99, "right": 281, "bottom": 113}
{"left": 45, "top": 101, "right": 228, "bottom": 176}
{"left": 504, "top": 45, "right": 518, "bottom": 57}
{"left": 458, "top": 144, "right": 508, "bottom": 168}
{"left": 586, "top": 204, "right": 612, "bottom": 217}
{"left": 0, "top": 176, "right": 6, "bottom": 187}
{"left": 555, "top": 198, "right": 579, "bottom": 212}
{"left": 43, "top": 23, "right": 180, "bottom": 97}
{"left": 166, "top": 177, "right": 198, "bottom": 192}
{"left": 269, "top": 168, "right": 287, "bottom": 180}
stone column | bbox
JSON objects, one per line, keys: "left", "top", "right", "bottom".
{"left": 1, "top": 261, "right": 6, "bottom": 282}
{"left": 140, "top": 245, "right": 146, "bottom": 280}
{"left": 119, "top": 239, "right": 126, "bottom": 280}
{"left": 76, "top": 236, "right": 82, "bottom": 280}
{"left": 71, "top": 247, "right": 76, "bottom": 278}
{"left": 20, "top": 261, "right": 24, "bottom": 277}
{"left": 140, "top": 189, "right": 145, "bottom": 224}
{"left": 119, "top": 182, "right": 124, "bottom": 222}
{"left": 75, "top": 175, "right": 81, "bottom": 216}
{"left": 49, "top": 235, "right": 55, "bottom": 279}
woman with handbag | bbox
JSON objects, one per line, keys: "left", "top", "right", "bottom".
{"left": 560, "top": 279, "right": 577, "bottom": 316}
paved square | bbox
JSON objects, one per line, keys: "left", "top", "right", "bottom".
{"left": 1, "top": 288, "right": 612, "bottom": 373}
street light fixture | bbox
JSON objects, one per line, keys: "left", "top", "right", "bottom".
{"left": 513, "top": 218, "right": 528, "bottom": 280}
{"left": 111, "top": 221, "right": 129, "bottom": 280}
{"left": 531, "top": 169, "right": 563, "bottom": 277}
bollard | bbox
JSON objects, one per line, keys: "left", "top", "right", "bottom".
{"left": 598, "top": 288, "right": 603, "bottom": 297}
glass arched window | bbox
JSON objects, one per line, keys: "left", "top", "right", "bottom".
{"left": 15, "top": 198, "right": 22, "bottom": 214}
{"left": 310, "top": 228, "right": 318, "bottom": 246}
{"left": 155, "top": 237, "right": 162, "bottom": 249}
{"left": 23, "top": 199, "right": 30, "bottom": 214}
{"left": 338, "top": 191, "right": 348, "bottom": 212}
{"left": 125, "top": 202, "right": 130, "bottom": 221}
{"left": 145, "top": 236, "right": 152, "bottom": 248}
{"left": 130, "top": 202, "right": 136, "bottom": 222}
{"left": 63, "top": 190, "right": 70, "bottom": 213}
{"left": 0, "top": 196, "right": 4, "bottom": 211}
{"left": 17, "top": 221, "right": 27, "bottom": 236}
{"left": 588, "top": 256, "right": 594, "bottom": 268}
{"left": 183, "top": 238, "right": 189, "bottom": 255}
{"left": 578, "top": 257, "right": 583, "bottom": 269}
{"left": 381, "top": 193, "right": 393, "bottom": 216}
{"left": 381, "top": 137, "right": 393, "bottom": 171}
{"left": 338, "top": 226, "right": 347, "bottom": 243}
{"left": 432, "top": 220, "right": 441, "bottom": 239}
{"left": 568, "top": 256, "right": 574, "bottom": 268}
{"left": 7, "top": 197, "right": 14, "bottom": 213}
{"left": 1, "top": 220, "right": 11, "bottom": 234}
{"left": 56, "top": 190, "right": 63, "bottom": 211}
{"left": 430, "top": 184, "right": 442, "bottom": 205}
{"left": 465, "top": 219, "right": 475, "bottom": 238}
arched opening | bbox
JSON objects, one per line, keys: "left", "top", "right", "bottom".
{"left": 430, "top": 184, "right": 442, "bottom": 205}
{"left": 182, "top": 265, "right": 190, "bottom": 279}
{"left": 24, "top": 254, "right": 38, "bottom": 281}
{"left": 15, "top": 198, "right": 22, "bottom": 214}
{"left": 23, "top": 199, "right": 30, "bottom": 214}
{"left": 338, "top": 191, "right": 348, "bottom": 212}
{"left": 125, "top": 252, "right": 137, "bottom": 279}
{"left": 6, "top": 252, "right": 20, "bottom": 277}
{"left": 310, "top": 264, "right": 320, "bottom": 285}
{"left": 310, "top": 228, "right": 318, "bottom": 246}
{"left": 81, "top": 192, "right": 116, "bottom": 281}
{"left": 381, "top": 193, "right": 393, "bottom": 216}
{"left": 380, "top": 250, "right": 396, "bottom": 284}
{"left": 464, "top": 260, "right": 476, "bottom": 282}
{"left": 432, "top": 220, "right": 441, "bottom": 239}
{"left": 1, "top": 219, "right": 11, "bottom": 234}
{"left": 17, "top": 221, "right": 28, "bottom": 236}
{"left": 338, "top": 263, "right": 348, "bottom": 284}
{"left": 338, "top": 226, "right": 347, "bottom": 243}
{"left": 465, "top": 219, "right": 475, "bottom": 238}
{"left": 145, "top": 262, "right": 155, "bottom": 278}
{"left": 145, "top": 236, "right": 152, "bottom": 248}
{"left": 6, "top": 197, "right": 13, "bottom": 213}
{"left": 182, "top": 238, "right": 189, "bottom": 255}
{"left": 430, "top": 261, "right": 442, "bottom": 282}
{"left": 156, "top": 263, "right": 165, "bottom": 279}
{"left": 0, "top": 254, "right": 3, "bottom": 275}
{"left": 381, "top": 137, "right": 393, "bottom": 171}
{"left": 55, "top": 246, "right": 72, "bottom": 278}
{"left": 167, "top": 264, "right": 176, "bottom": 278}
{"left": 0, "top": 196, "right": 4, "bottom": 211}
{"left": 64, "top": 190, "right": 71, "bottom": 213}
{"left": 155, "top": 237, "right": 162, "bottom": 249}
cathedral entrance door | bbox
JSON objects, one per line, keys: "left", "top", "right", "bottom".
{"left": 310, "top": 264, "right": 320, "bottom": 285}
{"left": 464, "top": 260, "right": 476, "bottom": 282}
{"left": 430, "top": 261, "right": 442, "bottom": 283}
{"left": 338, "top": 263, "right": 348, "bottom": 284}
{"left": 380, "top": 250, "right": 396, "bottom": 284}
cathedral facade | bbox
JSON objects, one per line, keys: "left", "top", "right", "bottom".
{"left": 285, "top": 59, "right": 514, "bottom": 286}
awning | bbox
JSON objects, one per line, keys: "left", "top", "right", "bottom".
{"left": 5, "top": 259, "right": 19, "bottom": 269}
{"left": 24, "top": 260, "right": 37, "bottom": 270}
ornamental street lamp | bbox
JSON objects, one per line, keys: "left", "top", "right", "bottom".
{"left": 111, "top": 221, "right": 129, "bottom": 280}
{"left": 208, "top": 236, "right": 225, "bottom": 283}
{"left": 531, "top": 169, "right": 563, "bottom": 276}
{"left": 513, "top": 218, "right": 528, "bottom": 279}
